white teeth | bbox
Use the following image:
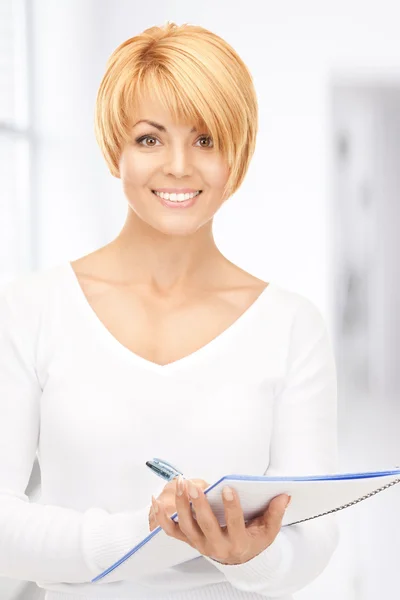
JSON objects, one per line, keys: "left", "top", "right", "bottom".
{"left": 153, "top": 190, "right": 201, "bottom": 202}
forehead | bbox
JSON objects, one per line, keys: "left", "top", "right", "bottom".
{"left": 133, "top": 96, "right": 204, "bottom": 131}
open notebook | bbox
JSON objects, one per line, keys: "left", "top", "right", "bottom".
{"left": 91, "top": 467, "right": 400, "bottom": 582}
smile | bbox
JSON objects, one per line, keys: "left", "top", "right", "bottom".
{"left": 152, "top": 190, "right": 203, "bottom": 209}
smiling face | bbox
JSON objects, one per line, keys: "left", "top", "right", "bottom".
{"left": 117, "top": 96, "right": 231, "bottom": 236}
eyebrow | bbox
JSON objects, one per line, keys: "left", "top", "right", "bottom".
{"left": 133, "top": 119, "right": 197, "bottom": 133}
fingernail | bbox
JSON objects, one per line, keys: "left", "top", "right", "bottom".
{"left": 223, "top": 486, "right": 234, "bottom": 501}
{"left": 187, "top": 481, "right": 199, "bottom": 499}
{"left": 285, "top": 495, "right": 291, "bottom": 508}
{"left": 151, "top": 494, "right": 159, "bottom": 513}
{"left": 176, "top": 475, "right": 185, "bottom": 496}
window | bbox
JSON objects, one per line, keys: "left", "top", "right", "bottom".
{"left": 0, "top": 0, "right": 32, "bottom": 285}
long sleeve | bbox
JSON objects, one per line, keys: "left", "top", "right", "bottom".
{"left": 202, "top": 296, "right": 340, "bottom": 596}
{"left": 0, "top": 286, "right": 200, "bottom": 585}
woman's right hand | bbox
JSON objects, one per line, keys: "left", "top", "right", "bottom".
{"left": 148, "top": 478, "right": 210, "bottom": 532}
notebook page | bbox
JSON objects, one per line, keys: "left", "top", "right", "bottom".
{"left": 92, "top": 468, "right": 400, "bottom": 582}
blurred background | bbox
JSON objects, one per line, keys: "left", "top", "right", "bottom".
{"left": 1, "top": 0, "right": 399, "bottom": 598}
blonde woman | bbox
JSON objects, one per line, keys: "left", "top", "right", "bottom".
{"left": 0, "top": 21, "right": 339, "bottom": 599}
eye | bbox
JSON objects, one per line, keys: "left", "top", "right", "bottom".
{"left": 196, "top": 135, "right": 214, "bottom": 148}
{"left": 134, "top": 134, "right": 214, "bottom": 148}
{"left": 135, "top": 135, "right": 160, "bottom": 147}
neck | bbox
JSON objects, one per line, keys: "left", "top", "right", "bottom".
{"left": 106, "top": 215, "right": 227, "bottom": 295}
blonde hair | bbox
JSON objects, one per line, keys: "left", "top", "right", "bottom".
{"left": 94, "top": 21, "right": 259, "bottom": 200}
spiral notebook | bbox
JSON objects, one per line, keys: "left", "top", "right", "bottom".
{"left": 91, "top": 467, "right": 400, "bottom": 582}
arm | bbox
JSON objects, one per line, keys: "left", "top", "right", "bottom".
{"left": 202, "top": 296, "right": 340, "bottom": 596}
{"left": 0, "top": 284, "right": 198, "bottom": 584}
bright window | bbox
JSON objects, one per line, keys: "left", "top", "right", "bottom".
{"left": 0, "top": 0, "right": 31, "bottom": 285}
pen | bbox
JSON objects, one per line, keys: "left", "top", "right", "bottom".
{"left": 145, "top": 457, "right": 186, "bottom": 482}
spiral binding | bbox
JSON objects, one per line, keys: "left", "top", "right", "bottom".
{"left": 286, "top": 476, "right": 400, "bottom": 526}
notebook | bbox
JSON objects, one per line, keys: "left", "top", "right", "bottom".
{"left": 91, "top": 467, "right": 400, "bottom": 582}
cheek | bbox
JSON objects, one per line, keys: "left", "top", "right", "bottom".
{"left": 119, "top": 147, "right": 229, "bottom": 189}
{"left": 205, "top": 159, "right": 230, "bottom": 188}
{"left": 119, "top": 148, "right": 153, "bottom": 182}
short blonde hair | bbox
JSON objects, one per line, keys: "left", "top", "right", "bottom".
{"left": 94, "top": 21, "right": 259, "bottom": 200}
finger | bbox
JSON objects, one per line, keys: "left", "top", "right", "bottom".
{"left": 263, "top": 495, "right": 290, "bottom": 535}
{"left": 151, "top": 495, "right": 188, "bottom": 543}
{"left": 149, "top": 503, "right": 174, "bottom": 532}
{"left": 185, "top": 479, "right": 222, "bottom": 546}
{"left": 191, "top": 478, "right": 211, "bottom": 490}
{"left": 149, "top": 507, "right": 156, "bottom": 531}
{"left": 163, "top": 479, "right": 179, "bottom": 493}
{"left": 174, "top": 477, "right": 205, "bottom": 545}
{"left": 221, "top": 486, "right": 247, "bottom": 549}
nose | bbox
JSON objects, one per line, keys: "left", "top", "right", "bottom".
{"left": 162, "top": 145, "right": 194, "bottom": 179}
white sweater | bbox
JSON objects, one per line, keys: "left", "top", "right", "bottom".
{"left": 0, "top": 262, "right": 339, "bottom": 600}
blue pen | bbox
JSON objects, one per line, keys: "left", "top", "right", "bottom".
{"left": 145, "top": 457, "right": 186, "bottom": 482}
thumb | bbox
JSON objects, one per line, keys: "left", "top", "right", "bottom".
{"left": 190, "top": 478, "right": 210, "bottom": 490}
{"left": 263, "top": 494, "right": 291, "bottom": 529}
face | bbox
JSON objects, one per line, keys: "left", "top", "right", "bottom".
{"left": 117, "top": 96, "right": 230, "bottom": 236}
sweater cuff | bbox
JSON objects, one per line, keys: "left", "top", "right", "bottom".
{"left": 82, "top": 503, "right": 153, "bottom": 576}
{"left": 202, "top": 530, "right": 293, "bottom": 592}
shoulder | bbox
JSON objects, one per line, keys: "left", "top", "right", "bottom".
{"left": 268, "top": 286, "right": 336, "bottom": 393}
{"left": 0, "top": 263, "right": 68, "bottom": 325}
{"left": 267, "top": 282, "right": 329, "bottom": 342}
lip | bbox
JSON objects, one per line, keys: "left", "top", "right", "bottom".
{"left": 152, "top": 190, "right": 202, "bottom": 209}
{"left": 152, "top": 188, "right": 202, "bottom": 193}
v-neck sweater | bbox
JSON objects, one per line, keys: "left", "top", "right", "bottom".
{"left": 0, "top": 262, "right": 339, "bottom": 600}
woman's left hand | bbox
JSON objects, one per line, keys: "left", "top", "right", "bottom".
{"left": 151, "top": 476, "right": 291, "bottom": 565}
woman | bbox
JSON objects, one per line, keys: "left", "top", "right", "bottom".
{"left": 0, "top": 21, "right": 339, "bottom": 599}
